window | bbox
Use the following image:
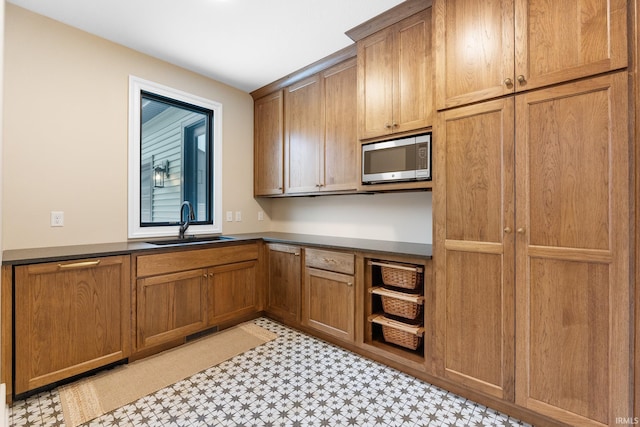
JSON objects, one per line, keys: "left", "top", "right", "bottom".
{"left": 128, "top": 76, "right": 222, "bottom": 239}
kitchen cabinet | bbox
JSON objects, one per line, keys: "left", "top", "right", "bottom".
{"left": 266, "top": 243, "right": 301, "bottom": 324}
{"left": 302, "top": 248, "right": 355, "bottom": 342}
{"left": 254, "top": 90, "right": 284, "bottom": 196}
{"left": 434, "top": 0, "right": 628, "bottom": 109}
{"left": 434, "top": 72, "right": 631, "bottom": 425}
{"left": 285, "top": 74, "right": 322, "bottom": 194}
{"left": 366, "top": 258, "right": 431, "bottom": 368}
{"left": 136, "top": 269, "right": 207, "bottom": 349}
{"left": 434, "top": 97, "right": 515, "bottom": 400}
{"left": 514, "top": 73, "right": 630, "bottom": 427}
{"left": 134, "top": 243, "right": 260, "bottom": 352}
{"left": 358, "top": 8, "right": 433, "bottom": 139}
{"left": 321, "top": 58, "right": 358, "bottom": 192}
{"left": 284, "top": 58, "right": 358, "bottom": 195}
{"left": 14, "top": 256, "right": 131, "bottom": 395}
{"left": 207, "top": 260, "right": 258, "bottom": 325}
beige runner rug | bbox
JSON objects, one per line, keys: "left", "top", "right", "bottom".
{"left": 59, "top": 322, "right": 277, "bottom": 427}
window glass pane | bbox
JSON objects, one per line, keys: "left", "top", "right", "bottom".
{"left": 140, "top": 93, "right": 212, "bottom": 226}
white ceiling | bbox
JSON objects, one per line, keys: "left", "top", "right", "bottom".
{"left": 7, "top": 0, "right": 406, "bottom": 93}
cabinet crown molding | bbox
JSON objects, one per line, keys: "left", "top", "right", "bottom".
{"left": 346, "top": 0, "right": 432, "bottom": 42}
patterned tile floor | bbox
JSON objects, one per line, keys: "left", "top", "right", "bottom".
{"left": 9, "top": 318, "right": 531, "bottom": 426}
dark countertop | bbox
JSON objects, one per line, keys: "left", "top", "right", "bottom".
{"left": 243, "top": 232, "right": 432, "bottom": 258}
{"left": 2, "top": 232, "right": 432, "bottom": 266}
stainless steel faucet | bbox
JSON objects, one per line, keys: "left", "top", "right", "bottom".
{"left": 179, "top": 201, "right": 195, "bottom": 239}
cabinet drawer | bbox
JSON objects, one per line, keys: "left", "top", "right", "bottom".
{"left": 136, "top": 243, "right": 259, "bottom": 277}
{"left": 305, "top": 248, "right": 354, "bottom": 275}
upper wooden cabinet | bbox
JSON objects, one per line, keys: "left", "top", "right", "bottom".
{"left": 285, "top": 75, "right": 323, "bottom": 194}
{"left": 434, "top": 0, "right": 628, "bottom": 109}
{"left": 254, "top": 91, "right": 284, "bottom": 196}
{"left": 322, "top": 59, "right": 359, "bottom": 192}
{"left": 284, "top": 58, "right": 358, "bottom": 195}
{"left": 358, "top": 9, "right": 433, "bottom": 140}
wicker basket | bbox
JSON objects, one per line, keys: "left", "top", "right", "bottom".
{"left": 381, "top": 266, "right": 422, "bottom": 290}
{"left": 381, "top": 295, "right": 422, "bottom": 320}
{"left": 382, "top": 325, "right": 422, "bottom": 350}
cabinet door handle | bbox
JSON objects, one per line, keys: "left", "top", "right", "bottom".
{"left": 294, "top": 253, "right": 300, "bottom": 256}
{"left": 504, "top": 227, "right": 512, "bottom": 234}
{"left": 346, "top": 282, "right": 353, "bottom": 287}
{"left": 323, "top": 257, "right": 336, "bottom": 263}
{"left": 385, "top": 122, "right": 392, "bottom": 129}
{"left": 58, "top": 260, "right": 101, "bottom": 269}
{"left": 517, "top": 227, "right": 526, "bottom": 234}
{"left": 504, "top": 77, "right": 513, "bottom": 87}
{"left": 517, "top": 75, "right": 526, "bottom": 84}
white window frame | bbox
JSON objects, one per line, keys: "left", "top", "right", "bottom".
{"left": 128, "top": 75, "right": 223, "bottom": 239}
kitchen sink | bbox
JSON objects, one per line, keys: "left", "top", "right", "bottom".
{"left": 145, "top": 236, "right": 235, "bottom": 246}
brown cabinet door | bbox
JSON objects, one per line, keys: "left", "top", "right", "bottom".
{"left": 136, "top": 269, "right": 207, "bottom": 350}
{"left": 285, "top": 74, "right": 323, "bottom": 194}
{"left": 14, "top": 256, "right": 131, "bottom": 394}
{"left": 254, "top": 91, "right": 284, "bottom": 196}
{"left": 358, "top": 26, "right": 395, "bottom": 139}
{"left": 435, "top": 0, "right": 627, "bottom": 110}
{"left": 359, "top": 9, "right": 432, "bottom": 139}
{"left": 393, "top": 8, "right": 433, "bottom": 134}
{"left": 266, "top": 244, "right": 301, "bottom": 323}
{"left": 515, "top": 72, "right": 630, "bottom": 426}
{"left": 208, "top": 261, "right": 258, "bottom": 324}
{"left": 514, "top": 0, "right": 627, "bottom": 93}
{"left": 322, "top": 58, "right": 358, "bottom": 192}
{"left": 433, "top": 98, "right": 515, "bottom": 400}
{"left": 303, "top": 267, "right": 355, "bottom": 342}
{"left": 435, "top": 0, "right": 515, "bottom": 109}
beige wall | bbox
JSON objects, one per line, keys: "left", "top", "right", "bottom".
{"left": 270, "top": 192, "right": 432, "bottom": 244}
{"left": 3, "top": 4, "right": 432, "bottom": 251}
{"left": 3, "top": 4, "right": 269, "bottom": 250}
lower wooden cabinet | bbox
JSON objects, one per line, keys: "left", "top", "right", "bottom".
{"left": 208, "top": 260, "right": 258, "bottom": 324}
{"left": 136, "top": 269, "right": 207, "bottom": 349}
{"left": 134, "top": 243, "right": 261, "bottom": 352}
{"left": 266, "top": 243, "right": 301, "bottom": 323}
{"left": 14, "top": 256, "right": 131, "bottom": 395}
{"left": 302, "top": 248, "right": 355, "bottom": 342}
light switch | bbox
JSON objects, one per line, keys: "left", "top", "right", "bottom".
{"left": 226, "top": 211, "right": 233, "bottom": 222}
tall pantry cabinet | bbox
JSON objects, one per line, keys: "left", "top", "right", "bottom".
{"left": 433, "top": 1, "right": 631, "bottom": 426}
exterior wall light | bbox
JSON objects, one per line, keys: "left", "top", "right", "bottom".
{"left": 154, "top": 160, "right": 169, "bottom": 188}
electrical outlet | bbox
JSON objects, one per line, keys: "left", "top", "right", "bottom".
{"left": 258, "top": 211, "right": 264, "bottom": 221}
{"left": 226, "top": 211, "right": 233, "bottom": 222}
{"left": 235, "top": 211, "right": 242, "bottom": 222}
{"left": 51, "top": 211, "right": 64, "bottom": 227}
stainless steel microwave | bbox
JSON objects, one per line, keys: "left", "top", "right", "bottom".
{"left": 361, "top": 133, "right": 431, "bottom": 184}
